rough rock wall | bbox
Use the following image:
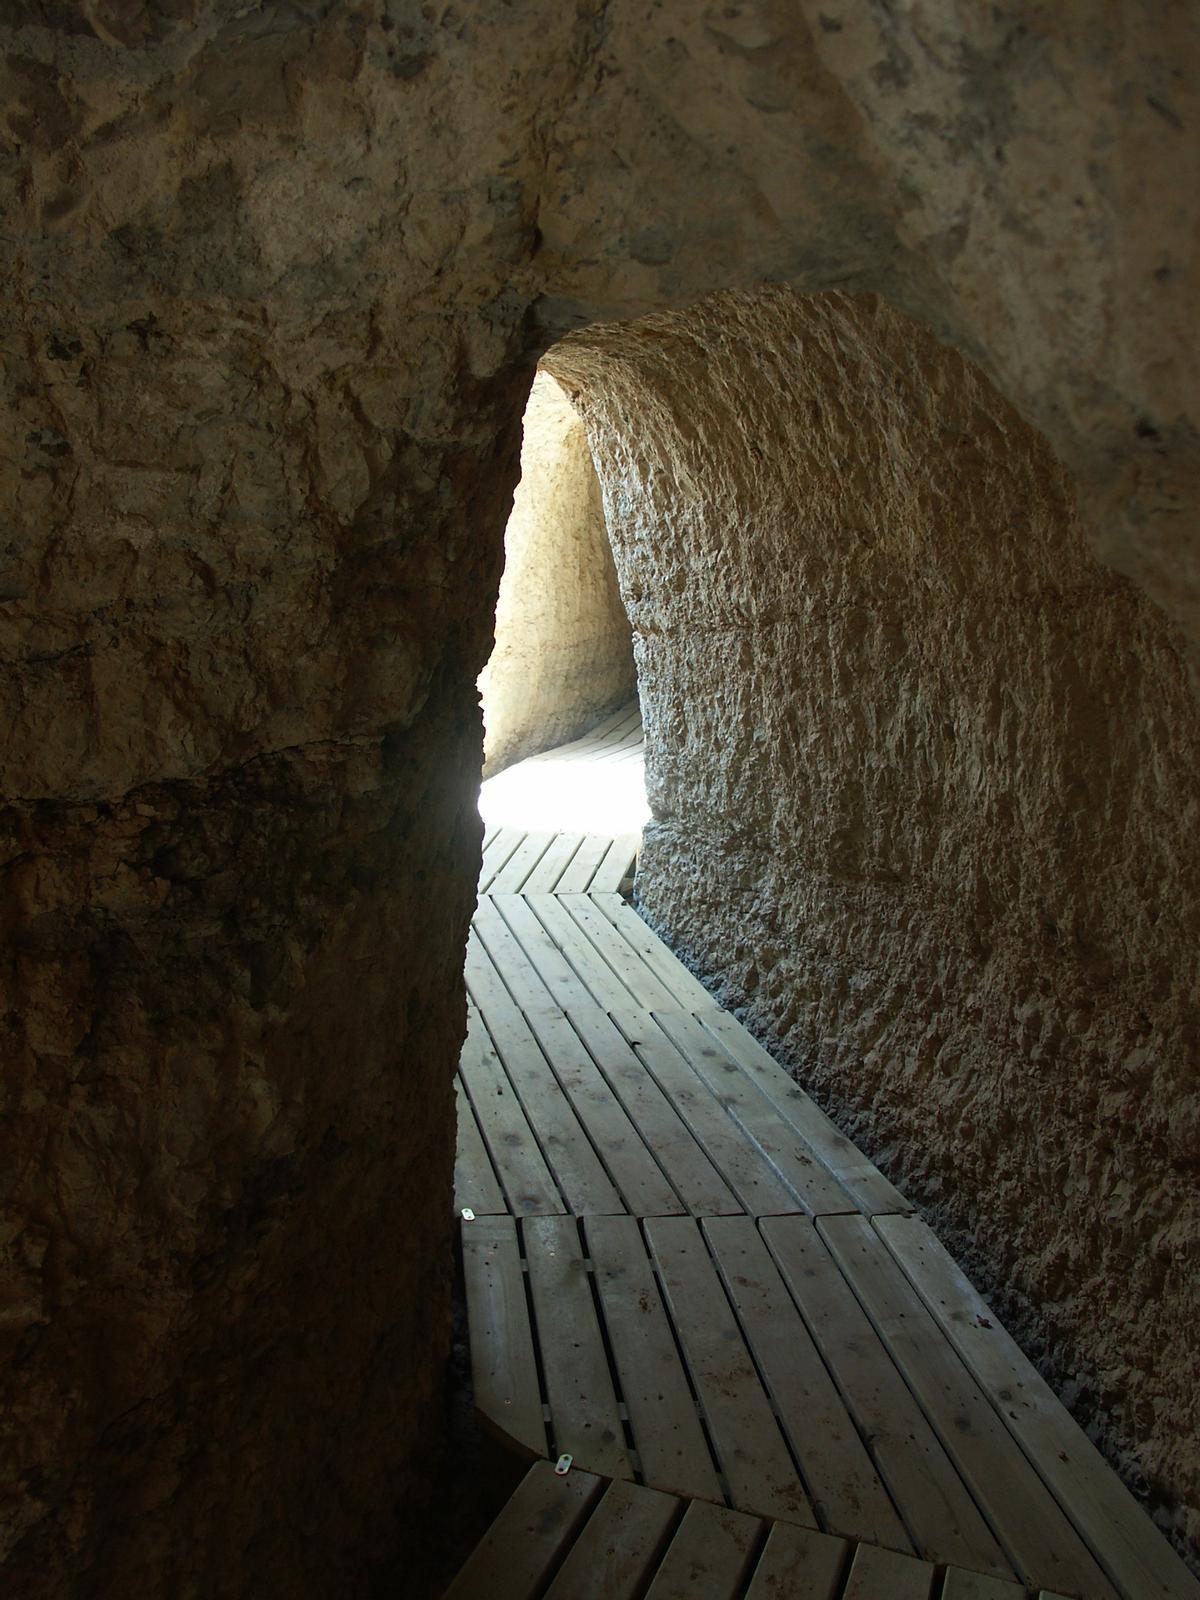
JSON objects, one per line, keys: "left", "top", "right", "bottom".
{"left": 548, "top": 288, "right": 1200, "bottom": 1551}
{"left": 796, "top": 1, "right": 1200, "bottom": 668}
{"left": 480, "top": 372, "right": 634, "bottom": 776}
{"left": 0, "top": 6, "right": 541, "bottom": 1593}
{"left": 531, "top": 0, "right": 1200, "bottom": 681}
{"left": 2, "top": 0, "right": 1197, "bottom": 1592}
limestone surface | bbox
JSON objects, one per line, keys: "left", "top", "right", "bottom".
{"left": 480, "top": 372, "right": 635, "bottom": 776}
{"left": 1, "top": 0, "right": 1197, "bottom": 1592}
{"left": 548, "top": 286, "right": 1200, "bottom": 1554}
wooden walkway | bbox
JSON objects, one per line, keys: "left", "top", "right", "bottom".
{"left": 477, "top": 703, "right": 645, "bottom": 894}
{"left": 450, "top": 706, "right": 1198, "bottom": 1600}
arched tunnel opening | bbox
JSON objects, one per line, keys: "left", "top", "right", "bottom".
{"left": 480, "top": 368, "right": 637, "bottom": 785}
{"left": 441, "top": 285, "right": 1200, "bottom": 1599}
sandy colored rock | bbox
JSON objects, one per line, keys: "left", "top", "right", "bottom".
{"left": 548, "top": 285, "right": 1200, "bottom": 1554}
{"left": 480, "top": 372, "right": 635, "bottom": 775}
{"left": 0, "top": 0, "right": 1196, "bottom": 1592}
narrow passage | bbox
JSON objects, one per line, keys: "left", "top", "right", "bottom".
{"left": 448, "top": 708, "right": 1198, "bottom": 1600}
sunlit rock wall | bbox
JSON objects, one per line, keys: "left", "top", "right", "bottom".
{"left": 480, "top": 372, "right": 635, "bottom": 776}
{"left": 549, "top": 287, "right": 1200, "bottom": 1552}
{"left": 533, "top": 1, "right": 1200, "bottom": 684}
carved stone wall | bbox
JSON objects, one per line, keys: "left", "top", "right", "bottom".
{"left": 549, "top": 287, "right": 1200, "bottom": 1552}
{"left": 2, "top": 0, "right": 1196, "bottom": 1590}
{"left": 481, "top": 372, "right": 634, "bottom": 776}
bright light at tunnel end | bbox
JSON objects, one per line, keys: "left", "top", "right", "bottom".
{"left": 478, "top": 750, "right": 650, "bottom": 834}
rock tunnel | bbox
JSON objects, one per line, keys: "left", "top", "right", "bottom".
{"left": 2, "top": 4, "right": 1198, "bottom": 1597}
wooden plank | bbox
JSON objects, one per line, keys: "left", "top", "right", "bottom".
{"left": 476, "top": 1001, "right": 624, "bottom": 1217}
{"left": 582, "top": 704, "right": 640, "bottom": 746}
{"left": 942, "top": 1570, "right": 1028, "bottom": 1599}
{"left": 523, "top": 894, "right": 636, "bottom": 1010}
{"left": 743, "top": 1523, "right": 847, "bottom": 1600}
{"left": 702, "top": 1215, "right": 911, "bottom": 1551}
{"left": 443, "top": 1459, "right": 604, "bottom": 1600}
{"left": 555, "top": 835, "right": 616, "bottom": 894}
{"left": 478, "top": 827, "right": 526, "bottom": 893}
{"left": 534, "top": 704, "right": 636, "bottom": 759}
{"left": 603, "top": 725, "right": 644, "bottom": 750}
{"left": 588, "top": 730, "right": 644, "bottom": 764}
{"left": 455, "top": 1075, "right": 507, "bottom": 1216}
{"left": 760, "top": 1214, "right": 1014, "bottom": 1579}
{"left": 461, "top": 1216, "right": 548, "bottom": 1458}
{"left": 484, "top": 894, "right": 597, "bottom": 1011}
{"left": 590, "top": 747, "right": 643, "bottom": 771}
{"left": 543, "top": 1478, "right": 680, "bottom": 1600}
{"left": 521, "top": 1006, "right": 684, "bottom": 1216}
{"left": 644, "top": 1501, "right": 762, "bottom": 1600}
{"left": 610, "top": 1008, "right": 800, "bottom": 1216}
{"left": 586, "top": 893, "right": 716, "bottom": 1009}
{"left": 643, "top": 1215, "right": 815, "bottom": 1526}
{"left": 523, "top": 1214, "right": 632, "bottom": 1478}
{"left": 592, "top": 705, "right": 640, "bottom": 738}
{"left": 876, "top": 1213, "right": 1200, "bottom": 1600}
{"left": 466, "top": 923, "right": 520, "bottom": 1011}
{"left": 819, "top": 1214, "right": 1117, "bottom": 1599}
{"left": 522, "top": 831, "right": 586, "bottom": 893}
{"left": 651, "top": 1010, "right": 858, "bottom": 1217}
{"left": 490, "top": 830, "right": 556, "bottom": 894}
{"left": 474, "top": 921, "right": 681, "bottom": 1217}
{"left": 569, "top": 704, "right": 634, "bottom": 742}
{"left": 467, "top": 933, "right": 515, "bottom": 1019}
{"left": 591, "top": 833, "right": 639, "bottom": 891}
{"left": 479, "top": 824, "right": 523, "bottom": 877}
{"left": 586, "top": 1215, "right": 723, "bottom": 1503}
{"left": 459, "top": 1003, "right": 564, "bottom": 1216}
{"left": 841, "top": 1542, "right": 935, "bottom": 1600}
{"left": 527, "top": 711, "right": 639, "bottom": 768}
{"left": 470, "top": 901, "right": 561, "bottom": 1011}
{"left": 557, "top": 894, "right": 679, "bottom": 1009}
{"left": 563, "top": 728, "right": 637, "bottom": 764}
{"left": 566, "top": 1006, "right": 739, "bottom": 1216}
{"left": 694, "top": 1010, "right": 910, "bottom": 1216}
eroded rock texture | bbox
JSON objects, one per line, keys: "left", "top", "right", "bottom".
{"left": 0, "top": 7, "right": 539, "bottom": 1590}
{"left": 549, "top": 287, "right": 1200, "bottom": 1551}
{"left": 480, "top": 372, "right": 635, "bottom": 776}
{"left": 2, "top": 0, "right": 1197, "bottom": 1592}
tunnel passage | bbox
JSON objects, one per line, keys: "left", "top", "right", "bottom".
{"left": 522, "top": 285, "right": 1200, "bottom": 1556}
{"left": 479, "top": 370, "right": 636, "bottom": 779}
{"left": 4, "top": 5, "right": 1197, "bottom": 1595}
{"left": 455, "top": 287, "right": 1200, "bottom": 1595}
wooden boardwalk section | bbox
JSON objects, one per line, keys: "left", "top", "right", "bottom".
{"left": 450, "top": 706, "right": 1198, "bottom": 1600}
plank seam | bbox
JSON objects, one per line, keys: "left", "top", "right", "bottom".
{"left": 687, "top": 1216, "right": 829, "bottom": 1532}
{"left": 551, "top": 1008, "right": 693, "bottom": 1217}
{"left": 515, "top": 1216, "right": 560, "bottom": 1464}
{"left": 814, "top": 1218, "right": 1068, "bottom": 1593}
{"left": 754, "top": 1215, "right": 970, "bottom": 1574}
{"left": 636, "top": 1217, "right": 738, "bottom": 1512}
{"left": 466, "top": 1005, "right": 575, "bottom": 1216}
{"left": 870, "top": 1218, "right": 1196, "bottom": 1600}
